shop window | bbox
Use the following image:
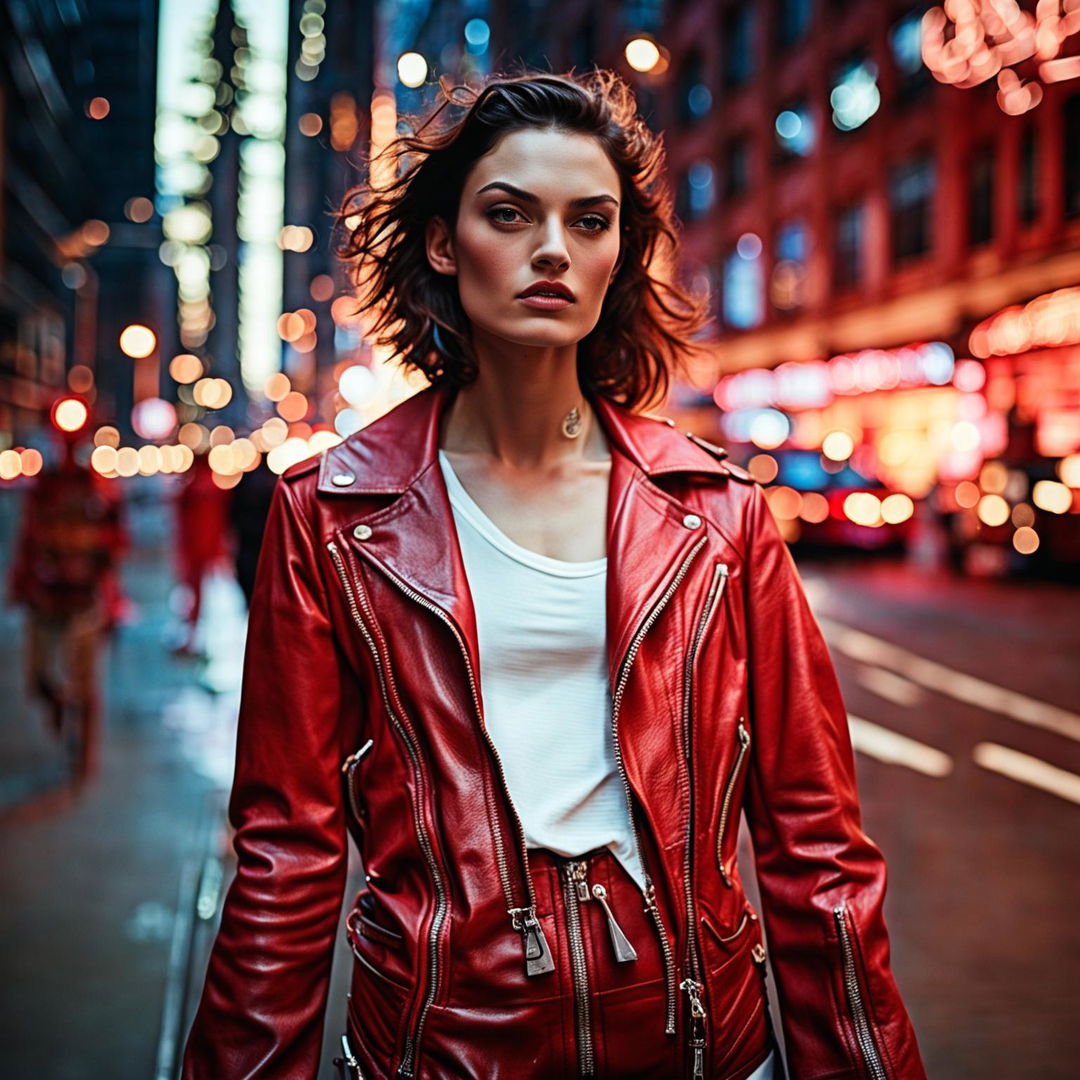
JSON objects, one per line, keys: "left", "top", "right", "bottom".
{"left": 775, "top": 100, "right": 815, "bottom": 158}
{"left": 1019, "top": 127, "right": 1039, "bottom": 226}
{"left": 771, "top": 219, "right": 809, "bottom": 311}
{"left": 1065, "top": 93, "right": 1080, "bottom": 218}
{"left": 834, "top": 202, "right": 865, "bottom": 291}
{"left": 622, "top": 0, "right": 664, "bottom": 34}
{"left": 723, "top": 4, "right": 756, "bottom": 89}
{"left": 830, "top": 53, "right": 880, "bottom": 132}
{"left": 677, "top": 161, "right": 716, "bottom": 221}
{"left": 723, "top": 234, "right": 765, "bottom": 330}
{"left": 889, "top": 156, "right": 935, "bottom": 262}
{"left": 724, "top": 136, "right": 751, "bottom": 199}
{"left": 677, "top": 51, "right": 711, "bottom": 125}
{"left": 968, "top": 143, "right": 995, "bottom": 247}
{"left": 890, "top": 9, "right": 931, "bottom": 103}
{"left": 777, "top": 0, "right": 812, "bottom": 49}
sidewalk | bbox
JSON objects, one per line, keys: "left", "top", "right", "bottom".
{"left": 0, "top": 484, "right": 360, "bottom": 1079}
{"left": 0, "top": 481, "right": 245, "bottom": 1080}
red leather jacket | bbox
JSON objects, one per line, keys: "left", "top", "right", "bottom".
{"left": 183, "top": 386, "right": 926, "bottom": 1080}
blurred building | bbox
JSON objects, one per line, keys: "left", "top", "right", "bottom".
{"left": 644, "top": 0, "right": 1080, "bottom": 568}
{"left": 281, "top": 0, "right": 376, "bottom": 405}
{"left": 0, "top": 0, "right": 163, "bottom": 453}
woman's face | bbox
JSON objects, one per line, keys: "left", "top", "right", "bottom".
{"left": 426, "top": 127, "right": 623, "bottom": 354}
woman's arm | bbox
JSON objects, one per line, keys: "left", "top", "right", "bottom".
{"left": 741, "top": 484, "right": 927, "bottom": 1080}
{"left": 182, "top": 475, "right": 359, "bottom": 1079}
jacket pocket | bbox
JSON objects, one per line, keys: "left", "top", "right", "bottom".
{"left": 715, "top": 719, "right": 751, "bottom": 884}
{"left": 346, "top": 895, "right": 413, "bottom": 1079}
{"left": 699, "top": 903, "right": 758, "bottom": 977}
{"left": 342, "top": 739, "right": 374, "bottom": 827}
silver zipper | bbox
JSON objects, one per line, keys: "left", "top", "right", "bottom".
{"left": 681, "top": 562, "right": 729, "bottom": 976}
{"left": 715, "top": 720, "right": 751, "bottom": 885}
{"left": 342, "top": 738, "right": 374, "bottom": 825}
{"left": 680, "top": 560, "right": 728, "bottom": 1075}
{"left": 564, "top": 861, "right": 595, "bottom": 1078}
{"left": 327, "top": 541, "right": 448, "bottom": 1079}
{"left": 355, "top": 549, "right": 554, "bottom": 974}
{"left": 612, "top": 534, "right": 707, "bottom": 1036}
{"left": 834, "top": 903, "right": 888, "bottom": 1080}
{"left": 679, "top": 978, "right": 708, "bottom": 1080}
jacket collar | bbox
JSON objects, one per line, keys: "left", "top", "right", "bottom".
{"left": 320, "top": 383, "right": 729, "bottom": 692}
{"left": 317, "top": 384, "right": 729, "bottom": 495}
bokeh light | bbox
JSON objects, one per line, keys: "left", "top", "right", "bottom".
{"left": 1013, "top": 527, "right": 1040, "bottom": 555}
{"left": 1032, "top": 480, "right": 1072, "bottom": 514}
{"left": 976, "top": 494, "right": 1010, "bottom": 527}
{"left": 625, "top": 37, "right": 661, "bottom": 73}
{"left": 822, "top": 431, "right": 855, "bottom": 462}
{"left": 844, "top": 492, "right": 883, "bottom": 527}
{"left": 397, "top": 51, "right": 428, "bottom": 88}
{"left": 53, "top": 397, "right": 89, "bottom": 432}
{"left": 119, "top": 324, "right": 157, "bottom": 358}
{"left": 124, "top": 197, "right": 154, "bottom": 223}
{"left": 169, "top": 353, "right": 204, "bottom": 384}
{"left": 265, "top": 372, "right": 291, "bottom": 402}
{"left": 747, "top": 453, "right": 779, "bottom": 484}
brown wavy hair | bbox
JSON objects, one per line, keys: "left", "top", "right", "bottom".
{"left": 336, "top": 70, "right": 708, "bottom": 412}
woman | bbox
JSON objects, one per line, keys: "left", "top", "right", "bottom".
{"left": 183, "top": 72, "right": 926, "bottom": 1080}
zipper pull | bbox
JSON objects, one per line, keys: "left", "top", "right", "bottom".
{"left": 512, "top": 908, "right": 556, "bottom": 976}
{"left": 680, "top": 979, "right": 708, "bottom": 1079}
{"left": 341, "top": 738, "right": 374, "bottom": 773}
{"left": 590, "top": 883, "right": 638, "bottom": 962}
{"left": 569, "top": 861, "right": 590, "bottom": 902}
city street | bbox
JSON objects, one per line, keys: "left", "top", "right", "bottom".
{"left": 0, "top": 505, "right": 1076, "bottom": 1080}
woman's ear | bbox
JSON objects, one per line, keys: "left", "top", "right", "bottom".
{"left": 425, "top": 216, "right": 457, "bottom": 276}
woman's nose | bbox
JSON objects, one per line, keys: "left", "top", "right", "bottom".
{"left": 532, "top": 220, "right": 571, "bottom": 272}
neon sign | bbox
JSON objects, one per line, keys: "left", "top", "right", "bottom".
{"left": 922, "top": 1, "right": 1080, "bottom": 115}
{"left": 969, "top": 286, "right": 1080, "bottom": 356}
{"left": 713, "top": 342, "right": 956, "bottom": 412}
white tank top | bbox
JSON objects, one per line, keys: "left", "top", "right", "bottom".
{"left": 438, "top": 451, "right": 646, "bottom": 890}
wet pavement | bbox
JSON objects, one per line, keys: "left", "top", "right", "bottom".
{"left": 0, "top": 489, "right": 1076, "bottom": 1079}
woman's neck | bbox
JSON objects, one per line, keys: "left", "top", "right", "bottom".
{"left": 440, "top": 337, "right": 608, "bottom": 470}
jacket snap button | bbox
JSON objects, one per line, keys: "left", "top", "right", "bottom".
{"left": 682, "top": 513, "right": 702, "bottom": 529}
{"left": 353, "top": 524, "right": 372, "bottom": 541}
{"left": 332, "top": 472, "right": 355, "bottom": 487}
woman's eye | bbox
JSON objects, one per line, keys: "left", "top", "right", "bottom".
{"left": 487, "top": 206, "right": 525, "bottom": 225}
{"left": 576, "top": 215, "right": 612, "bottom": 233}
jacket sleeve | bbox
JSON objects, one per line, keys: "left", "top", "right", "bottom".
{"left": 740, "top": 484, "right": 926, "bottom": 1080}
{"left": 182, "top": 475, "right": 357, "bottom": 1079}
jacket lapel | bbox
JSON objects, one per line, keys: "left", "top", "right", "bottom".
{"left": 318, "top": 386, "right": 729, "bottom": 695}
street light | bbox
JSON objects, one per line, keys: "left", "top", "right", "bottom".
{"left": 397, "top": 51, "right": 428, "bottom": 88}
{"left": 119, "top": 324, "right": 157, "bottom": 359}
{"left": 52, "top": 397, "right": 90, "bottom": 433}
{"left": 625, "top": 37, "right": 662, "bottom": 73}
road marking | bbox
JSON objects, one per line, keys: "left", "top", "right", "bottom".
{"left": 854, "top": 664, "right": 925, "bottom": 707}
{"left": 973, "top": 742, "right": 1080, "bottom": 806}
{"left": 847, "top": 715, "right": 954, "bottom": 777}
{"left": 819, "top": 617, "right": 1080, "bottom": 744}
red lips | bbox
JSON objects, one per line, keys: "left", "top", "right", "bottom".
{"left": 517, "top": 281, "right": 576, "bottom": 301}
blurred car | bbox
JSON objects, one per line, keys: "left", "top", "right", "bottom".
{"left": 940, "top": 458, "right": 1080, "bottom": 578}
{"left": 752, "top": 448, "right": 916, "bottom": 552}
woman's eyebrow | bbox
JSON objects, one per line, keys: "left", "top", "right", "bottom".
{"left": 475, "top": 181, "right": 619, "bottom": 208}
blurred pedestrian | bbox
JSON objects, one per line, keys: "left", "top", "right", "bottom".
{"left": 7, "top": 434, "right": 125, "bottom": 781}
{"left": 228, "top": 455, "right": 277, "bottom": 608}
{"left": 173, "top": 451, "right": 230, "bottom": 656}
{"left": 184, "top": 72, "right": 926, "bottom": 1080}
